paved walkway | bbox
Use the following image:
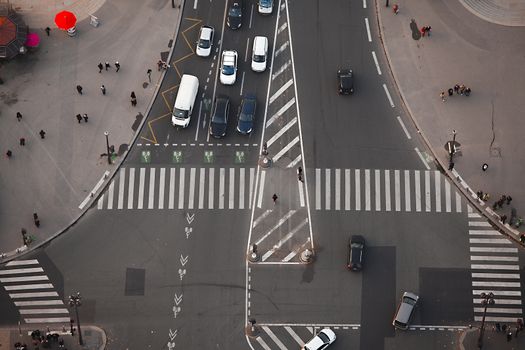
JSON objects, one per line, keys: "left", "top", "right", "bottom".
{"left": 376, "top": 0, "right": 525, "bottom": 246}
{"left": 461, "top": 326, "right": 524, "bottom": 350}
{"left": 0, "top": 0, "right": 182, "bottom": 260}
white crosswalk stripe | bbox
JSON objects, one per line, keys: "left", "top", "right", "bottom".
{"left": 468, "top": 212, "right": 523, "bottom": 324}
{"left": 97, "top": 167, "right": 257, "bottom": 210}
{"left": 314, "top": 169, "right": 463, "bottom": 212}
{"left": 0, "top": 260, "right": 70, "bottom": 324}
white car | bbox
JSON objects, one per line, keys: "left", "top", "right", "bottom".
{"left": 220, "top": 50, "right": 238, "bottom": 85}
{"left": 196, "top": 25, "right": 214, "bottom": 57}
{"left": 302, "top": 328, "right": 336, "bottom": 350}
{"left": 258, "top": 0, "right": 273, "bottom": 14}
{"left": 251, "top": 36, "right": 268, "bottom": 72}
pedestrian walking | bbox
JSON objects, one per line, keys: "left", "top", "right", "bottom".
{"left": 131, "top": 97, "right": 137, "bottom": 107}
{"left": 420, "top": 26, "right": 426, "bottom": 37}
{"left": 98, "top": 62, "right": 103, "bottom": 73}
{"left": 503, "top": 324, "right": 508, "bottom": 332}
{"left": 440, "top": 91, "right": 446, "bottom": 102}
{"left": 465, "top": 87, "right": 471, "bottom": 96}
{"left": 448, "top": 88, "right": 453, "bottom": 96}
{"left": 518, "top": 318, "right": 523, "bottom": 331}
{"left": 33, "top": 213, "right": 40, "bottom": 228}
{"left": 496, "top": 323, "right": 501, "bottom": 332}
{"left": 459, "top": 84, "right": 466, "bottom": 95}
{"left": 83, "top": 113, "right": 88, "bottom": 123}
{"left": 16, "top": 112, "right": 22, "bottom": 121}
{"left": 157, "top": 60, "right": 164, "bottom": 71}
{"left": 131, "top": 91, "right": 136, "bottom": 99}
{"left": 272, "top": 193, "right": 278, "bottom": 204}
{"left": 19, "top": 138, "right": 25, "bottom": 146}
{"left": 297, "top": 167, "right": 304, "bottom": 182}
{"left": 497, "top": 198, "right": 505, "bottom": 208}
{"left": 115, "top": 61, "right": 120, "bottom": 72}
{"left": 501, "top": 215, "right": 507, "bottom": 224}
{"left": 76, "top": 114, "right": 82, "bottom": 123}
{"left": 507, "top": 331, "right": 512, "bottom": 341}
{"left": 482, "top": 193, "right": 490, "bottom": 201}
{"left": 105, "top": 61, "right": 111, "bottom": 71}
{"left": 45, "top": 27, "right": 50, "bottom": 36}
{"left": 454, "top": 84, "right": 460, "bottom": 94}
{"left": 101, "top": 85, "right": 106, "bottom": 95}
{"left": 147, "top": 69, "right": 152, "bottom": 82}
{"left": 426, "top": 26, "right": 432, "bottom": 36}
{"left": 76, "top": 85, "right": 83, "bottom": 95}
{"left": 6, "top": 150, "right": 12, "bottom": 158}
{"left": 482, "top": 163, "right": 488, "bottom": 171}
{"left": 393, "top": 4, "right": 399, "bottom": 14}
{"left": 39, "top": 130, "right": 46, "bottom": 139}
{"left": 476, "top": 191, "right": 483, "bottom": 199}
{"left": 448, "top": 161, "right": 454, "bottom": 170}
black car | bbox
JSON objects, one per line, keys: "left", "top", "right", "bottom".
{"left": 236, "top": 94, "right": 256, "bottom": 134}
{"left": 338, "top": 68, "right": 354, "bottom": 95}
{"left": 210, "top": 95, "right": 230, "bottom": 138}
{"left": 227, "top": 0, "right": 243, "bottom": 29}
{"left": 347, "top": 235, "right": 365, "bottom": 271}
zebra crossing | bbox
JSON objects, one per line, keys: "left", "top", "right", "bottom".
{"left": 250, "top": 324, "right": 359, "bottom": 350}
{"left": 468, "top": 209, "right": 523, "bottom": 323}
{"left": 314, "top": 168, "right": 464, "bottom": 213}
{"left": 0, "top": 259, "right": 70, "bottom": 324}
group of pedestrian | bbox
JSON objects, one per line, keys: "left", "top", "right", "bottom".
{"left": 492, "top": 194, "right": 512, "bottom": 210}
{"left": 6, "top": 112, "right": 47, "bottom": 159}
{"left": 420, "top": 25, "right": 432, "bottom": 37}
{"left": 440, "top": 84, "right": 471, "bottom": 102}
{"left": 98, "top": 61, "right": 120, "bottom": 73}
{"left": 476, "top": 190, "right": 490, "bottom": 202}
{"left": 76, "top": 113, "right": 89, "bottom": 123}
{"left": 29, "top": 329, "right": 64, "bottom": 349}
{"left": 157, "top": 59, "right": 169, "bottom": 71}
{"left": 131, "top": 91, "right": 137, "bottom": 107}
{"left": 494, "top": 319, "right": 524, "bottom": 342}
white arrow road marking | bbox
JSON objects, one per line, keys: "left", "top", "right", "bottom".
{"left": 180, "top": 255, "right": 189, "bottom": 266}
{"left": 186, "top": 212, "right": 195, "bottom": 224}
{"left": 174, "top": 293, "right": 183, "bottom": 305}
{"left": 169, "top": 329, "right": 177, "bottom": 340}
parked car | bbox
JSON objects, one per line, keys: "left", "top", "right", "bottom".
{"left": 236, "top": 94, "right": 256, "bottom": 134}
{"left": 220, "top": 50, "right": 238, "bottom": 85}
{"left": 393, "top": 292, "right": 419, "bottom": 330}
{"left": 227, "top": 0, "right": 243, "bottom": 29}
{"left": 302, "top": 328, "right": 336, "bottom": 350}
{"left": 337, "top": 68, "right": 354, "bottom": 94}
{"left": 209, "top": 95, "right": 230, "bottom": 138}
{"left": 196, "top": 25, "right": 214, "bottom": 57}
{"left": 251, "top": 36, "right": 268, "bottom": 72}
{"left": 258, "top": 0, "right": 273, "bottom": 14}
{"left": 347, "top": 235, "right": 365, "bottom": 271}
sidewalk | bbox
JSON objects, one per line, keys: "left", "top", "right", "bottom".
{"left": 460, "top": 326, "right": 525, "bottom": 350}
{"left": 0, "top": 0, "right": 182, "bottom": 260}
{"left": 376, "top": 0, "right": 525, "bottom": 244}
{"left": 0, "top": 325, "right": 106, "bottom": 350}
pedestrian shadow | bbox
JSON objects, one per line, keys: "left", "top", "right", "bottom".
{"left": 410, "top": 19, "right": 421, "bottom": 40}
{"left": 132, "top": 112, "right": 143, "bottom": 132}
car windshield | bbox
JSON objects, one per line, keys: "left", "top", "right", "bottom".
{"left": 253, "top": 54, "right": 265, "bottom": 63}
{"left": 198, "top": 38, "right": 210, "bottom": 49}
{"left": 229, "top": 7, "right": 241, "bottom": 17}
{"left": 351, "top": 242, "right": 362, "bottom": 248}
{"left": 403, "top": 297, "right": 417, "bottom": 306}
{"left": 222, "top": 65, "right": 234, "bottom": 75}
{"left": 239, "top": 112, "right": 253, "bottom": 122}
{"left": 317, "top": 332, "right": 329, "bottom": 343}
{"left": 173, "top": 108, "right": 188, "bottom": 119}
{"left": 260, "top": 0, "right": 271, "bottom": 6}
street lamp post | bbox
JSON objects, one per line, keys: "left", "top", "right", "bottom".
{"left": 104, "top": 131, "right": 112, "bottom": 165}
{"left": 68, "top": 292, "right": 84, "bottom": 345}
{"left": 477, "top": 292, "right": 495, "bottom": 349}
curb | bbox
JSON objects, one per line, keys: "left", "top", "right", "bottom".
{"left": 373, "top": 0, "right": 524, "bottom": 249}
{"left": 0, "top": 1, "right": 186, "bottom": 264}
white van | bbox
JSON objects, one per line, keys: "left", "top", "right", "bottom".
{"left": 172, "top": 74, "right": 199, "bottom": 128}
{"left": 251, "top": 36, "right": 268, "bottom": 72}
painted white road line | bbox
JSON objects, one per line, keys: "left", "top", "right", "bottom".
{"left": 345, "top": 169, "right": 351, "bottom": 210}
{"left": 3, "top": 260, "right": 39, "bottom": 267}
{"left": 470, "top": 247, "right": 518, "bottom": 253}
{"left": 178, "top": 168, "right": 185, "bottom": 209}
{"left": 262, "top": 218, "right": 308, "bottom": 261}
{"left": 469, "top": 238, "right": 511, "bottom": 244}
{"left": 425, "top": 170, "right": 431, "bottom": 212}
{"left": 229, "top": 168, "right": 235, "bottom": 209}
{"left": 471, "top": 264, "right": 519, "bottom": 270}
{"left": 456, "top": 191, "right": 462, "bottom": 212}
{"left": 239, "top": 168, "right": 245, "bottom": 210}
{"left": 107, "top": 180, "right": 114, "bottom": 210}
{"left": 469, "top": 221, "right": 492, "bottom": 227}
{"left": 0, "top": 275, "right": 48, "bottom": 283}
{"left": 271, "top": 60, "right": 292, "bottom": 80}
{"left": 187, "top": 168, "right": 196, "bottom": 209}
{"left": 249, "top": 167, "right": 255, "bottom": 208}
{"left": 374, "top": 169, "right": 381, "bottom": 211}
{"left": 282, "top": 238, "right": 310, "bottom": 262}
{"left": 469, "top": 230, "right": 500, "bottom": 236}
{"left": 0, "top": 267, "right": 43, "bottom": 276}
{"left": 274, "top": 41, "right": 290, "bottom": 57}
{"left": 267, "top": 117, "right": 297, "bottom": 146}
{"left": 316, "top": 168, "right": 321, "bottom": 210}
{"left": 148, "top": 168, "right": 156, "bottom": 209}
{"left": 475, "top": 316, "right": 522, "bottom": 323}
{"left": 287, "top": 154, "right": 302, "bottom": 169}
{"left": 364, "top": 169, "right": 371, "bottom": 211}
{"left": 257, "top": 170, "right": 266, "bottom": 208}
{"left": 219, "top": 168, "right": 225, "bottom": 209}
{"left": 415, "top": 147, "right": 430, "bottom": 170}
{"left": 474, "top": 307, "right": 523, "bottom": 314}
{"left": 362, "top": 0, "right": 367, "bottom": 8}
{"left": 285, "top": 326, "right": 305, "bottom": 346}
{"left": 97, "top": 193, "right": 104, "bottom": 209}
{"left": 385, "top": 170, "right": 391, "bottom": 211}
{"left": 253, "top": 209, "right": 272, "bottom": 228}
{"left": 240, "top": 71, "right": 245, "bottom": 96}
{"left": 209, "top": 168, "right": 215, "bottom": 209}
{"left": 277, "top": 22, "right": 288, "bottom": 35}
{"left": 24, "top": 317, "right": 71, "bottom": 324}
{"left": 193, "top": 0, "right": 198, "bottom": 9}
{"left": 168, "top": 168, "right": 175, "bottom": 209}
{"left": 262, "top": 326, "right": 288, "bottom": 350}
{"left": 364, "top": 18, "right": 372, "bottom": 42}
{"left": 472, "top": 281, "right": 521, "bottom": 288}
{"left": 394, "top": 170, "right": 401, "bottom": 211}
{"left": 256, "top": 336, "right": 272, "bottom": 350}
{"left": 158, "top": 168, "right": 166, "bottom": 209}
{"left": 298, "top": 180, "right": 305, "bottom": 207}
{"left": 138, "top": 168, "right": 145, "bottom": 209}
{"left": 397, "top": 116, "right": 411, "bottom": 139}
{"left": 472, "top": 273, "right": 520, "bottom": 279}
{"left": 414, "top": 170, "right": 421, "bottom": 212}
{"left": 8, "top": 291, "right": 58, "bottom": 298}
{"left": 404, "top": 170, "right": 411, "bottom": 211}
{"left": 198, "top": 168, "right": 205, "bottom": 209}
{"left": 325, "top": 169, "right": 331, "bottom": 210}
{"left": 355, "top": 169, "right": 361, "bottom": 211}
{"left": 255, "top": 210, "right": 296, "bottom": 245}
{"left": 383, "top": 83, "right": 395, "bottom": 107}
{"left": 445, "top": 179, "right": 451, "bottom": 212}
{"left": 473, "top": 290, "right": 521, "bottom": 296}
{"left": 335, "top": 169, "right": 341, "bottom": 210}
{"left": 434, "top": 170, "right": 441, "bottom": 212}
{"left": 371, "top": 51, "right": 381, "bottom": 75}
{"left": 266, "top": 97, "right": 295, "bottom": 127}
{"left": 273, "top": 135, "right": 299, "bottom": 162}
{"left": 14, "top": 300, "right": 63, "bottom": 306}
{"left": 5, "top": 283, "right": 54, "bottom": 291}
{"left": 19, "top": 308, "right": 69, "bottom": 315}
{"left": 118, "top": 168, "right": 125, "bottom": 209}
{"left": 269, "top": 79, "right": 293, "bottom": 104}
{"left": 473, "top": 298, "right": 521, "bottom": 305}
{"left": 471, "top": 256, "right": 519, "bottom": 262}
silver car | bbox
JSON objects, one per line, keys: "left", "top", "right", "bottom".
{"left": 393, "top": 292, "right": 419, "bottom": 330}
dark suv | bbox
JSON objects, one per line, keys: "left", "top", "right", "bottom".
{"left": 236, "top": 94, "right": 256, "bottom": 135}
{"left": 347, "top": 235, "right": 365, "bottom": 271}
{"left": 337, "top": 68, "right": 354, "bottom": 95}
{"left": 210, "top": 95, "right": 230, "bottom": 138}
{"left": 227, "top": 0, "right": 243, "bottom": 29}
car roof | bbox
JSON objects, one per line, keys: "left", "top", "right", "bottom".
{"left": 200, "top": 26, "right": 213, "bottom": 37}
{"left": 350, "top": 235, "right": 365, "bottom": 244}
{"left": 241, "top": 96, "right": 256, "bottom": 112}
